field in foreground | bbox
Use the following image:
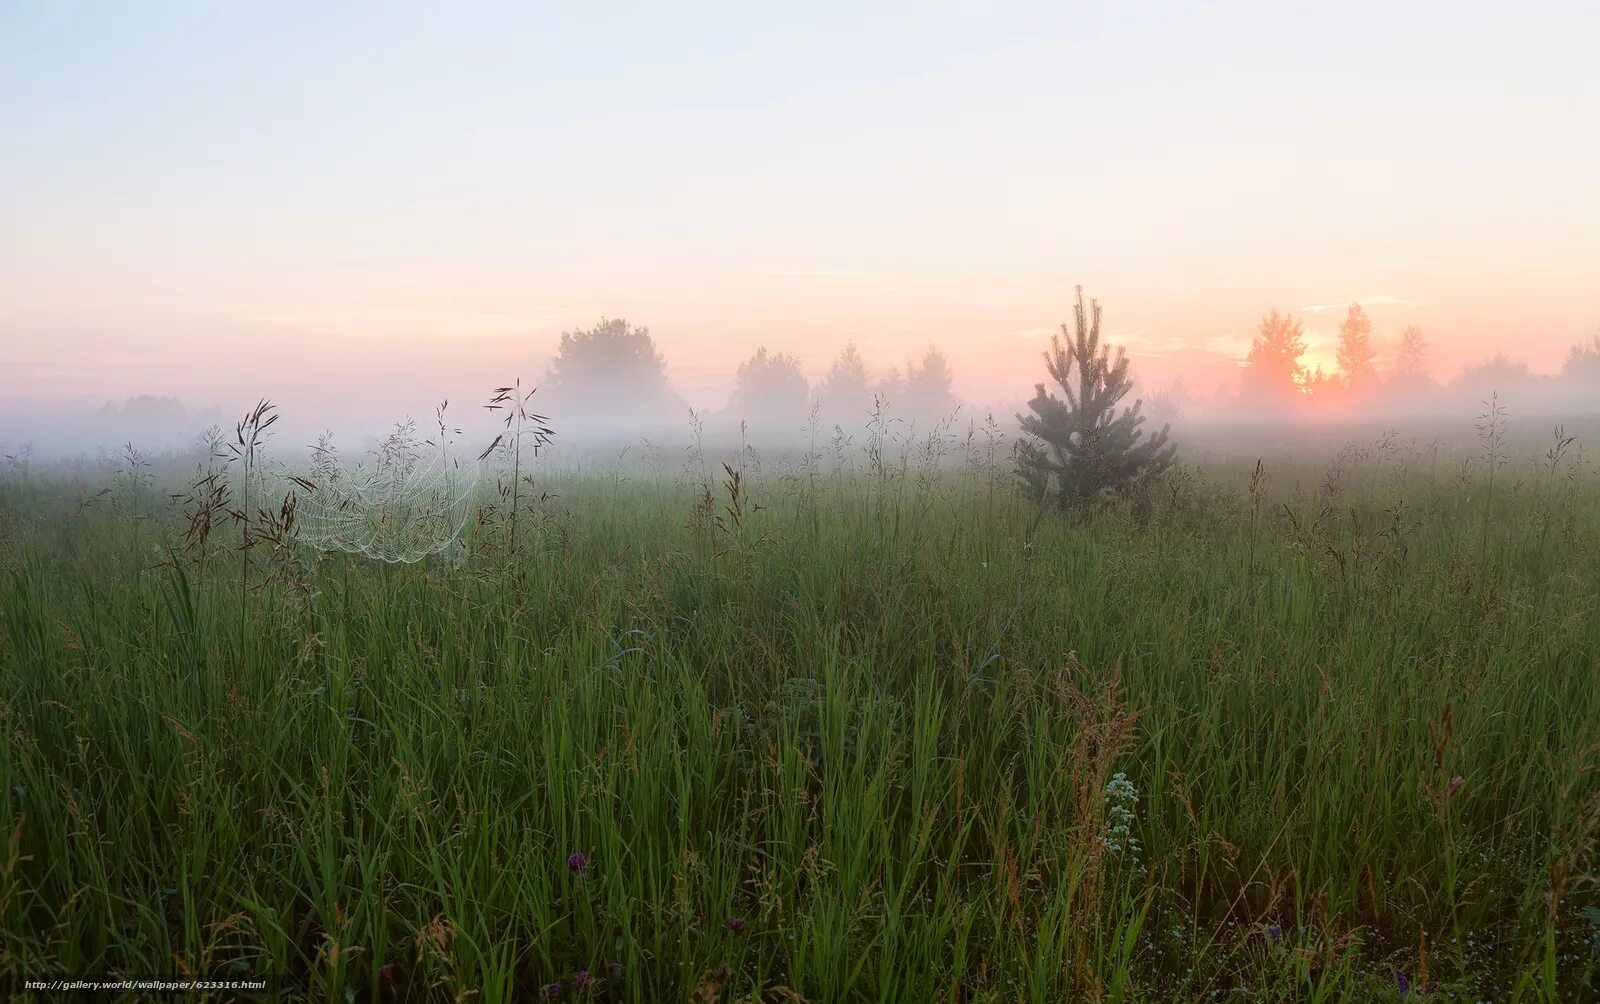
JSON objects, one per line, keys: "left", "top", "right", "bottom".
{"left": 1, "top": 426, "right": 1598, "bottom": 1001}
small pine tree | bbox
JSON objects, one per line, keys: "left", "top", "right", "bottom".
{"left": 1017, "top": 287, "right": 1177, "bottom": 504}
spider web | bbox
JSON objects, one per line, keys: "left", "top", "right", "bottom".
{"left": 293, "top": 417, "right": 479, "bottom": 563}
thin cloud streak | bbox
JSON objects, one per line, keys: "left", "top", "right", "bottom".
{"left": 768, "top": 270, "right": 870, "bottom": 279}
{"left": 1300, "top": 295, "right": 1422, "bottom": 313}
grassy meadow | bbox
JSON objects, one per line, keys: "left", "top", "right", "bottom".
{"left": 1, "top": 414, "right": 1598, "bottom": 1001}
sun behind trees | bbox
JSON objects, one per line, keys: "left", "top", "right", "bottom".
{"left": 1016, "top": 287, "right": 1177, "bottom": 505}
{"left": 1237, "top": 305, "right": 1443, "bottom": 413}
{"left": 1240, "top": 310, "right": 1309, "bottom": 406}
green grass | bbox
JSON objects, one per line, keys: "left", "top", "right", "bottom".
{"left": 0, "top": 426, "right": 1597, "bottom": 1001}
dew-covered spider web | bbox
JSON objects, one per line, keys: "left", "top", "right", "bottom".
{"left": 292, "top": 414, "right": 480, "bottom": 563}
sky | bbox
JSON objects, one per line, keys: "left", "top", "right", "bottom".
{"left": 2, "top": 0, "right": 1598, "bottom": 436}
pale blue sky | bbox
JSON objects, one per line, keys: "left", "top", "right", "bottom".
{"left": 2, "top": 0, "right": 1597, "bottom": 418}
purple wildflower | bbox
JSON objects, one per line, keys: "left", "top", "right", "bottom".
{"left": 542, "top": 981, "right": 562, "bottom": 999}
{"left": 712, "top": 965, "right": 731, "bottom": 983}
{"left": 571, "top": 969, "right": 590, "bottom": 989}
{"left": 724, "top": 915, "right": 747, "bottom": 934}
{"left": 567, "top": 852, "right": 587, "bottom": 872}
{"left": 1396, "top": 969, "right": 1410, "bottom": 996}
{"left": 1448, "top": 776, "right": 1465, "bottom": 797}
{"left": 1263, "top": 923, "right": 1282, "bottom": 942}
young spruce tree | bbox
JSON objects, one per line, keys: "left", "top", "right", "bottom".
{"left": 1017, "top": 287, "right": 1177, "bottom": 504}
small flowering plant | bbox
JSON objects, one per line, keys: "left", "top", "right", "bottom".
{"left": 1101, "top": 772, "right": 1142, "bottom": 860}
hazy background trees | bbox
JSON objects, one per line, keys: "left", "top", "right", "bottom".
{"left": 902, "top": 346, "right": 960, "bottom": 428}
{"left": 1564, "top": 333, "right": 1600, "bottom": 384}
{"left": 1390, "top": 325, "right": 1431, "bottom": 390}
{"left": 92, "top": 395, "right": 218, "bottom": 446}
{"left": 1145, "top": 377, "right": 1191, "bottom": 426}
{"left": 11, "top": 303, "right": 1600, "bottom": 461}
{"left": 1241, "top": 311, "right": 1308, "bottom": 407}
{"left": 817, "top": 343, "right": 874, "bottom": 430}
{"left": 1451, "top": 352, "right": 1534, "bottom": 397}
{"left": 1226, "top": 304, "right": 1600, "bottom": 419}
{"left": 1335, "top": 304, "right": 1379, "bottom": 398}
{"left": 812, "top": 342, "right": 963, "bottom": 434}
{"left": 720, "top": 347, "right": 810, "bottom": 435}
{"left": 540, "top": 318, "right": 689, "bottom": 434}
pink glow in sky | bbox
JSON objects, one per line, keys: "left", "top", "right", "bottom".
{"left": 3, "top": 2, "right": 1597, "bottom": 425}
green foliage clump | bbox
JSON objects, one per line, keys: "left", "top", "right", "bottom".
{"left": 1018, "top": 287, "right": 1177, "bottom": 505}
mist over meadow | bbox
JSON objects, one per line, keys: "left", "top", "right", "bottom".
{"left": 4, "top": 2, "right": 1600, "bottom": 1000}
{"left": 5, "top": 309, "right": 1600, "bottom": 471}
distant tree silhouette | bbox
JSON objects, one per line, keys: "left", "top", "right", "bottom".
{"left": 1336, "top": 304, "right": 1378, "bottom": 393}
{"left": 875, "top": 365, "right": 906, "bottom": 409}
{"left": 818, "top": 343, "right": 874, "bottom": 427}
{"left": 1301, "top": 364, "right": 1342, "bottom": 404}
{"left": 96, "top": 395, "right": 191, "bottom": 443}
{"left": 1449, "top": 352, "right": 1539, "bottom": 398}
{"left": 541, "top": 318, "right": 687, "bottom": 431}
{"left": 99, "top": 394, "right": 188, "bottom": 424}
{"left": 1016, "top": 287, "right": 1177, "bottom": 504}
{"left": 1392, "top": 325, "right": 1430, "bottom": 385}
{"left": 1146, "top": 378, "right": 1191, "bottom": 425}
{"left": 902, "top": 345, "right": 959, "bottom": 425}
{"left": 725, "top": 346, "right": 810, "bottom": 432}
{"left": 1562, "top": 332, "right": 1600, "bottom": 383}
{"left": 1240, "top": 311, "right": 1307, "bottom": 406}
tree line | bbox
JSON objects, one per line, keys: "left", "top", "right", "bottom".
{"left": 540, "top": 294, "right": 1177, "bottom": 507}
{"left": 1231, "top": 304, "right": 1600, "bottom": 414}
{"left": 537, "top": 317, "right": 960, "bottom": 437}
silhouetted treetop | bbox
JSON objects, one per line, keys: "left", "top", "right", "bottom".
{"left": 1562, "top": 332, "right": 1600, "bottom": 383}
{"left": 903, "top": 345, "right": 958, "bottom": 423}
{"left": 99, "top": 394, "right": 188, "bottom": 423}
{"left": 1390, "top": 325, "right": 1430, "bottom": 392}
{"left": 541, "top": 317, "right": 687, "bottom": 429}
{"left": 1450, "top": 351, "right": 1535, "bottom": 395}
{"left": 819, "top": 343, "right": 874, "bottom": 425}
{"left": 1337, "top": 304, "right": 1378, "bottom": 392}
{"left": 1241, "top": 310, "right": 1307, "bottom": 406}
{"left": 725, "top": 346, "right": 810, "bottom": 430}
{"left": 1017, "top": 287, "right": 1176, "bottom": 504}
